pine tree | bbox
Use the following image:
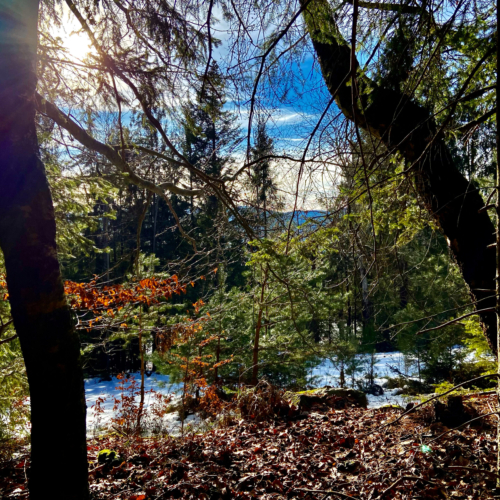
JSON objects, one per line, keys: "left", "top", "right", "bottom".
{"left": 180, "top": 63, "right": 244, "bottom": 287}
{"left": 249, "top": 118, "right": 281, "bottom": 237}
{"left": 183, "top": 63, "right": 239, "bottom": 221}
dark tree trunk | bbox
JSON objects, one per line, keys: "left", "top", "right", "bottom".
{"left": 397, "top": 255, "right": 409, "bottom": 309}
{"left": 302, "top": 0, "right": 497, "bottom": 353}
{"left": 0, "top": 2, "right": 89, "bottom": 498}
{"left": 310, "top": 315, "right": 321, "bottom": 343}
{"left": 358, "top": 255, "right": 371, "bottom": 323}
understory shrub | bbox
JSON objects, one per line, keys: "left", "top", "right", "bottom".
{"left": 237, "top": 380, "right": 293, "bottom": 421}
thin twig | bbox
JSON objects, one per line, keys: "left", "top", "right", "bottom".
{"left": 427, "top": 411, "right": 499, "bottom": 444}
{"left": 246, "top": 0, "right": 314, "bottom": 159}
{"left": 377, "top": 374, "right": 500, "bottom": 431}
{"left": 0, "top": 333, "right": 18, "bottom": 345}
{"left": 379, "top": 476, "right": 436, "bottom": 498}
{"left": 0, "top": 319, "right": 13, "bottom": 337}
{"left": 416, "top": 307, "right": 496, "bottom": 335}
{"left": 295, "top": 488, "right": 360, "bottom": 499}
{"left": 445, "top": 466, "right": 500, "bottom": 480}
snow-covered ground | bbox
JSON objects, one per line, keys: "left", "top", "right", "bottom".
{"left": 310, "top": 351, "right": 415, "bottom": 386}
{"left": 309, "top": 351, "right": 419, "bottom": 408}
{"left": 85, "top": 374, "right": 204, "bottom": 437}
{"left": 85, "top": 351, "right": 419, "bottom": 434}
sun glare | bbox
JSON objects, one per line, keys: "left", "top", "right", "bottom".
{"left": 63, "top": 31, "right": 92, "bottom": 61}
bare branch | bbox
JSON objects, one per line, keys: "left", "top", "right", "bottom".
{"left": 377, "top": 374, "right": 500, "bottom": 431}
{"left": 64, "top": 0, "right": 203, "bottom": 182}
{"left": 35, "top": 94, "right": 203, "bottom": 198}
{"left": 246, "top": 0, "right": 314, "bottom": 159}
{"left": 0, "top": 333, "right": 18, "bottom": 346}
{"left": 0, "top": 319, "right": 14, "bottom": 338}
{"left": 458, "top": 85, "right": 495, "bottom": 103}
{"left": 428, "top": 411, "right": 499, "bottom": 444}
{"left": 416, "top": 307, "right": 496, "bottom": 335}
{"left": 344, "top": 0, "right": 432, "bottom": 16}
{"left": 457, "top": 108, "right": 496, "bottom": 134}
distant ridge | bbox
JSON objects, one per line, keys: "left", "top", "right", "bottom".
{"left": 235, "top": 208, "right": 330, "bottom": 234}
{"left": 280, "top": 210, "right": 328, "bottom": 225}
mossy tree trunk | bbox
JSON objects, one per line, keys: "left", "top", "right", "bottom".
{"left": 0, "top": 1, "right": 89, "bottom": 498}
{"left": 302, "top": 0, "right": 497, "bottom": 353}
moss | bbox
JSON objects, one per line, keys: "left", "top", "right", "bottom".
{"left": 285, "top": 387, "right": 368, "bottom": 409}
{"left": 97, "top": 449, "right": 123, "bottom": 466}
{"left": 98, "top": 449, "right": 116, "bottom": 463}
{"left": 376, "top": 404, "right": 404, "bottom": 411}
{"left": 285, "top": 389, "right": 318, "bottom": 405}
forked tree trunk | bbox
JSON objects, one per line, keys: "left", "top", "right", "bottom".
{"left": 0, "top": 1, "right": 89, "bottom": 498}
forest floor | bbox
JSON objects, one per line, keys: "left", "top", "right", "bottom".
{"left": 0, "top": 392, "right": 498, "bottom": 499}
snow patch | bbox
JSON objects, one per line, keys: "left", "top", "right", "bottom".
{"left": 308, "top": 352, "right": 417, "bottom": 408}
{"left": 85, "top": 374, "right": 206, "bottom": 437}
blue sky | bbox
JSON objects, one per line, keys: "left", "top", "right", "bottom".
{"left": 51, "top": 1, "right": 344, "bottom": 211}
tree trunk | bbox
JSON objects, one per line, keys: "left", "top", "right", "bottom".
{"left": 214, "top": 335, "right": 221, "bottom": 382}
{"left": 339, "top": 361, "right": 345, "bottom": 388}
{"left": 152, "top": 193, "right": 159, "bottom": 256}
{"left": 358, "top": 255, "right": 370, "bottom": 323}
{"left": 0, "top": 1, "right": 89, "bottom": 499}
{"left": 495, "top": 0, "right": 499, "bottom": 480}
{"left": 252, "top": 267, "right": 268, "bottom": 385}
{"left": 136, "top": 311, "right": 145, "bottom": 433}
{"left": 103, "top": 213, "right": 110, "bottom": 282}
{"left": 135, "top": 193, "right": 151, "bottom": 276}
{"left": 302, "top": 0, "right": 497, "bottom": 352}
{"left": 310, "top": 315, "right": 321, "bottom": 343}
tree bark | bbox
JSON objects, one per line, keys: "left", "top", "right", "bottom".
{"left": 0, "top": 1, "right": 89, "bottom": 498}
{"left": 136, "top": 318, "right": 145, "bottom": 433}
{"left": 252, "top": 267, "right": 268, "bottom": 385}
{"left": 302, "top": 0, "right": 497, "bottom": 353}
{"left": 495, "top": 0, "right": 499, "bottom": 479}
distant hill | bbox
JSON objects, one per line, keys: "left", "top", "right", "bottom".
{"left": 235, "top": 208, "right": 331, "bottom": 235}
{"left": 281, "top": 210, "right": 328, "bottom": 225}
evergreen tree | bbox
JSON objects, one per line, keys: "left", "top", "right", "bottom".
{"left": 180, "top": 63, "right": 244, "bottom": 287}
{"left": 248, "top": 118, "right": 281, "bottom": 237}
{"left": 183, "top": 63, "right": 239, "bottom": 220}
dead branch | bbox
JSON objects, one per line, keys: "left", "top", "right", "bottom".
{"left": 377, "top": 374, "right": 500, "bottom": 431}
{"left": 379, "top": 476, "right": 436, "bottom": 498}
